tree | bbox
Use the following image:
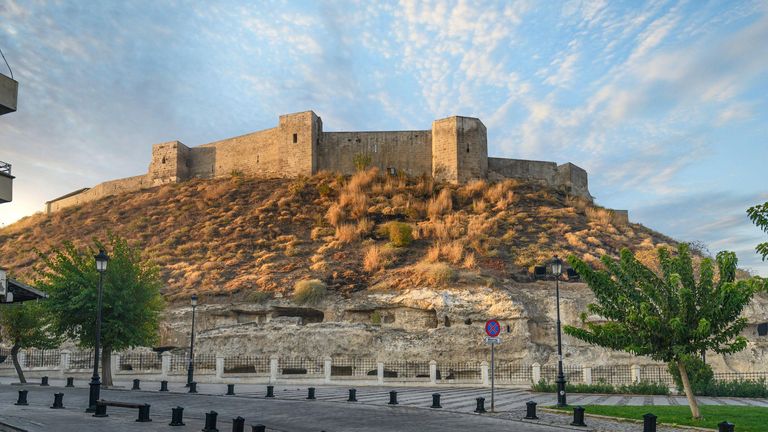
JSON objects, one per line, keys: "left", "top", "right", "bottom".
{"left": 747, "top": 201, "right": 768, "bottom": 260}
{"left": 564, "top": 244, "right": 759, "bottom": 419}
{"left": 0, "top": 301, "right": 59, "bottom": 383}
{"left": 35, "top": 234, "right": 164, "bottom": 386}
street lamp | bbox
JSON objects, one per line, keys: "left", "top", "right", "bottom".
{"left": 86, "top": 249, "right": 109, "bottom": 412}
{"left": 186, "top": 294, "right": 198, "bottom": 387}
{"left": 550, "top": 255, "right": 567, "bottom": 407}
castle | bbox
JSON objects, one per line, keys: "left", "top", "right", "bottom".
{"left": 45, "top": 111, "right": 592, "bottom": 213}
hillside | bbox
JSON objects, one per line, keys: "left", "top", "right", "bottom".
{"left": 1, "top": 169, "right": 675, "bottom": 304}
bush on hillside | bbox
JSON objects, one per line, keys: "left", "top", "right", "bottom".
{"left": 293, "top": 279, "right": 327, "bottom": 305}
{"left": 668, "top": 356, "right": 714, "bottom": 395}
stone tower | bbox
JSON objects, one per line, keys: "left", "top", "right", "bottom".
{"left": 431, "top": 116, "right": 488, "bottom": 183}
{"left": 278, "top": 111, "right": 322, "bottom": 177}
{"left": 148, "top": 140, "right": 191, "bottom": 186}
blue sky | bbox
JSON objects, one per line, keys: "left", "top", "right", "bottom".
{"left": 0, "top": 0, "right": 766, "bottom": 274}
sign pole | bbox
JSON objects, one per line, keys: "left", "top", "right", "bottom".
{"left": 491, "top": 342, "right": 495, "bottom": 412}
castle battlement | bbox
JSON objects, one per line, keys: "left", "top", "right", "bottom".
{"left": 45, "top": 111, "right": 591, "bottom": 214}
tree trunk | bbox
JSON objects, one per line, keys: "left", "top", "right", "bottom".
{"left": 102, "top": 346, "right": 113, "bottom": 387}
{"left": 677, "top": 359, "right": 702, "bottom": 419}
{"left": 10, "top": 344, "right": 25, "bottom": 384}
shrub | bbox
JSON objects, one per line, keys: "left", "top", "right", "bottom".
{"left": 248, "top": 291, "right": 273, "bottom": 303}
{"left": 617, "top": 381, "right": 670, "bottom": 395}
{"left": 702, "top": 378, "right": 768, "bottom": 398}
{"left": 668, "top": 357, "right": 714, "bottom": 395}
{"left": 370, "top": 310, "right": 382, "bottom": 326}
{"left": 531, "top": 379, "right": 667, "bottom": 395}
{"left": 325, "top": 204, "right": 344, "bottom": 227}
{"left": 316, "top": 183, "right": 333, "bottom": 198}
{"left": 363, "top": 244, "right": 392, "bottom": 273}
{"left": 293, "top": 279, "right": 327, "bottom": 304}
{"left": 416, "top": 262, "right": 455, "bottom": 285}
{"left": 353, "top": 153, "right": 372, "bottom": 171}
{"left": 387, "top": 222, "right": 413, "bottom": 247}
{"left": 335, "top": 224, "right": 358, "bottom": 243}
{"left": 442, "top": 240, "right": 464, "bottom": 264}
{"left": 427, "top": 188, "right": 453, "bottom": 220}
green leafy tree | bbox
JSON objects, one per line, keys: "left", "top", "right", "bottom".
{"left": 564, "top": 244, "right": 759, "bottom": 419}
{"left": 36, "top": 234, "right": 164, "bottom": 386}
{"left": 747, "top": 202, "right": 768, "bottom": 260}
{"left": 0, "top": 301, "right": 59, "bottom": 383}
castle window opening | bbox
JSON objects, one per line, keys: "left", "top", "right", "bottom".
{"left": 466, "top": 144, "right": 470, "bottom": 153}
{"left": 161, "top": 156, "right": 166, "bottom": 164}
{"left": 293, "top": 133, "right": 298, "bottom": 143}
{"left": 464, "top": 318, "right": 472, "bottom": 325}
{"left": 758, "top": 322, "right": 768, "bottom": 336}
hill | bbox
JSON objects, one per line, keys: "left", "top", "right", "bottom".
{"left": 1, "top": 169, "right": 675, "bottom": 304}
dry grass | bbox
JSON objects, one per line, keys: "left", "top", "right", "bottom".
{"left": 463, "top": 252, "right": 477, "bottom": 269}
{"left": 427, "top": 188, "right": 453, "bottom": 220}
{"left": 335, "top": 223, "right": 359, "bottom": 243}
{"left": 461, "top": 179, "right": 487, "bottom": 199}
{"left": 424, "top": 245, "right": 440, "bottom": 263}
{"left": 586, "top": 207, "right": 613, "bottom": 225}
{"left": 339, "top": 189, "right": 368, "bottom": 218}
{"left": 442, "top": 240, "right": 464, "bottom": 264}
{"left": 325, "top": 204, "right": 344, "bottom": 227}
{"left": 363, "top": 244, "right": 394, "bottom": 273}
{"left": 415, "top": 262, "right": 455, "bottom": 285}
{"left": 472, "top": 199, "right": 487, "bottom": 214}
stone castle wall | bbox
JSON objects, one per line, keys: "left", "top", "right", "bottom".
{"left": 45, "top": 110, "right": 595, "bottom": 214}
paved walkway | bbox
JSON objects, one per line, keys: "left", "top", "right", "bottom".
{"left": 1, "top": 378, "right": 760, "bottom": 431}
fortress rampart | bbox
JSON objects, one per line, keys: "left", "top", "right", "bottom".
{"left": 45, "top": 110, "right": 593, "bottom": 214}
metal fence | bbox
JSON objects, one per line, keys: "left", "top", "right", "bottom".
{"left": 541, "top": 364, "right": 584, "bottom": 384}
{"left": 714, "top": 372, "right": 768, "bottom": 382}
{"left": 280, "top": 357, "right": 324, "bottom": 376}
{"left": 330, "top": 357, "right": 377, "bottom": 377}
{"left": 495, "top": 362, "right": 532, "bottom": 384}
{"left": 69, "top": 350, "right": 94, "bottom": 369}
{"left": 383, "top": 360, "right": 430, "bottom": 379}
{"left": 169, "top": 353, "right": 216, "bottom": 372}
{"left": 437, "top": 361, "right": 482, "bottom": 383}
{"left": 639, "top": 365, "right": 675, "bottom": 386}
{"left": 591, "top": 365, "right": 632, "bottom": 385}
{"left": 119, "top": 352, "right": 161, "bottom": 371}
{"left": 223, "top": 356, "right": 270, "bottom": 374}
{"left": 24, "top": 349, "right": 60, "bottom": 368}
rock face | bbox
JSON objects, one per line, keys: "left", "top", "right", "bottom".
{"left": 161, "top": 281, "right": 768, "bottom": 372}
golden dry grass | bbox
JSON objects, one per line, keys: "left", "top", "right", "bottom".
{"left": 427, "top": 188, "right": 453, "bottom": 220}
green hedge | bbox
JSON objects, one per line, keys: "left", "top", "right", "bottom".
{"left": 532, "top": 379, "right": 669, "bottom": 395}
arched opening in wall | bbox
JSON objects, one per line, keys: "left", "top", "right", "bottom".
{"left": 758, "top": 322, "right": 768, "bottom": 336}
{"left": 293, "top": 133, "right": 298, "bottom": 144}
{"left": 272, "top": 306, "right": 324, "bottom": 324}
{"left": 506, "top": 324, "right": 511, "bottom": 333}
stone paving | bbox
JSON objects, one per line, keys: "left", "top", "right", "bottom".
{"left": 1, "top": 377, "right": 761, "bottom": 431}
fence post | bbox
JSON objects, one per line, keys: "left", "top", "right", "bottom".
{"left": 429, "top": 360, "right": 437, "bottom": 384}
{"left": 215, "top": 354, "right": 225, "bottom": 380}
{"left": 481, "top": 361, "right": 489, "bottom": 386}
{"left": 110, "top": 353, "right": 120, "bottom": 378}
{"left": 532, "top": 363, "right": 541, "bottom": 384}
{"left": 60, "top": 350, "right": 71, "bottom": 377}
{"left": 631, "top": 364, "right": 641, "bottom": 383}
{"left": 324, "top": 356, "right": 332, "bottom": 384}
{"left": 161, "top": 352, "right": 171, "bottom": 378}
{"left": 377, "top": 361, "right": 384, "bottom": 384}
{"left": 269, "top": 355, "right": 279, "bottom": 384}
{"left": 582, "top": 366, "right": 592, "bottom": 385}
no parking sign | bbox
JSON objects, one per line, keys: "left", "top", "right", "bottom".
{"left": 485, "top": 319, "right": 501, "bottom": 337}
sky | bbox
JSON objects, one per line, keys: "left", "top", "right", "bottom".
{"left": 0, "top": 0, "right": 766, "bottom": 275}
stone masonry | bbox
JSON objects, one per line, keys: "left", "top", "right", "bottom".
{"left": 44, "top": 110, "right": 592, "bottom": 213}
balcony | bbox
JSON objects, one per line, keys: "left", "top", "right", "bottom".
{"left": 0, "top": 161, "right": 12, "bottom": 203}
{"left": 0, "top": 72, "right": 18, "bottom": 115}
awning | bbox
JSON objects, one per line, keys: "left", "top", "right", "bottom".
{"left": 3, "top": 278, "right": 48, "bottom": 303}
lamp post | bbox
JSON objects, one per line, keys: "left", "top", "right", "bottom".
{"left": 86, "top": 249, "right": 109, "bottom": 412}
{"left": 551, "top": 255, "right": 567, "bottom": 407}
{"left": 186, "top": 294, "right": 198, "bottom": 387}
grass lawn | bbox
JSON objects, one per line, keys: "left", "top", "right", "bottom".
{"left": 551, "top": 405, "right": 768, "bottom": 431}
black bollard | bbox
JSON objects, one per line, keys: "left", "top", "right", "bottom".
{"left": 232, "top": 416, "right": 245, "bottom": 432}
{"left": 388, "top": 390, "right": 398, "bottom": 405}
{"left": 41, "top": 376, "right": 49, "bottom": 386}
{"left": 474, "top": 397, "right": 486, "bottom": 414}
{"left": 718, "top": 421, "right": 735, "bottom": 432}
{"left": 203, "top": 410, "right": 219, "bottom": 432}
{"left": 93, "top": 403, "right": 108, "bottom": 418}
{"left": 51, "top": 392, "right": 65, "bottom": 409}
{"left": 160, "top": 380, "right": 169, "bottom": 392}
{"left": 525, "top": 401, "right": 539, "bottom": 420}
{"left": 226, "top": 384, "right": 236, "bottom": 396}
{"left": 265, "top": 385, "right": 274, "bottom": 398}
{"left": 169, "top": 406, "right": 185, "bottom": 426}
{"left": 643, "top": 413, "right": 657, "bottom": 432}
{"left": 15, "top": 390, "right": 28, "bottom": 406}
{"left": 348, "top": 389, "right": 357, "bottom": 402}
{"left": 431, "top": 393, "right": 441, "bottom": 409}
{"left": 66, "top": 377, "right": 74, "bottom": 387}
{"left": 307, "top": 387, "right": 315, "bottom": 400}
{"left": 251, "top": 426, "right": 266, "bottom": 432}
{"left": 132, "top": 378, "right": 141, "bottom": 390}
{"left": 188, "top": 381, "right": 197, "bottom": 394}
{"left": 136, "top": 404, "right": 152, "bottom": 422}
{"left": 571, "top": 406, "right": 587, "bottom": 427}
